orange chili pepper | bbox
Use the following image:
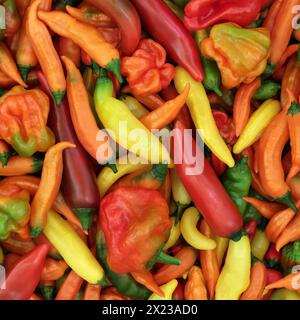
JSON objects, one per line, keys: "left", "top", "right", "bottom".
{"left": 41, "top": 258, "right": 68, "bottom": 281}
{"left": 61, "top": 56, "right": 113, "bottom": 164}
{"left": 199, "top": 220, "right": 219, "bottom": 299}
{"left": 1, "top": 236, "right": 35, "bottom": 255}
{"left": 65, "top": 4, "right": 116, "bottom": 28}
{"left": 154, "top": 247, "right": 197, "bottom": 285}
{"left": 289, "top": 174, "right": 300, "bottom": 201}
{"left": 0, "top": 69, "right": 15, "bottom": 87}
{"left": 184, "top": 266, "right": 208, "bottom": 300}
{"left": 276, "top": 208, "right": 300, "bottom": 251}
{"left": 38, "top": 9, "right": 122, "bottom": 82}
{"left": 266, "top": 272, "right": 300, "bottom": 291}
{"left": 262, "top": 0, "right": 283, "bottom": 32}
{"left": 243, "top": 197, "right": 285, "bottom": 219}
{"left": 281, "top": 55, "right": 300, "bottom": 106}
{"left": 26, "top": 0, "right": 66, "bottom": 104}
{"left": 274, "top": 44, "right": 299, "bottom": 76}
{"left": 258, "top": 95, "right": 297, "bottom": 211}
{"left": 83, "top": 283, "right": 101, "bottom": 300}
{"left": 269, "top": 0, "right": 300, "bottom": 65}
{"left": 233, "top": 78, "right": 261, "bottom": 137}
{"left": 265, "top": 207, "right": 297, "bottom": 243}
{"left": 0, "top": 156, "right": 42, "bottom": 176}
{"left": 59, "top": 37, "right": 81, "bottom": 67}
{"left": 55, "top": 270, "right": 84, "bottom": 300}
{"left": 100, "top": 287, "right": 132, "bottom": 300}
{"left": 131, "top": 270, "right": 163, "bottom": 297}
{"left": 0, "top": 42, "right": 26, "bottom": 87}
{"left": 240, "top": 262, "right": 267, "bottom": 300}
{"left": 139, "top": 84, "right": 190, "bottom": 130}
{"left": 34, "top": 233, "right": 62, "bottom": 260}
{"left": 30, "top": 142, "right": 75, "bottom": 237}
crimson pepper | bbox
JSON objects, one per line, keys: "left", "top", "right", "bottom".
{"left": 38, "top": 72, "right": 100, "bottom": 230}
{"left": 261, "top": 268, "right": 283, "bottom": 300}
{"left": 172, "top": 280, "right": 184, "bottom": 300}
{"left": 85, "top": 0, "right": 141, "bottom": 56}
{"left": 211, "top": 153, "right": 227, "bottom": 177}
{"left": 131, "top": 0, "right": 204, "bottom": 81}
{"left": 184, "top": 0, "right": 262, "bottom": 30}
{"left": 243, "top": 220, "right": 258, "bottom": 242}
{"left": 0, "top": 244, "right": 49, "bottom": 300}
{"left": 173, "top": 120, "right": 243, "bottom": 239}
{"left": 212, "top": 110, "right": 236, "bottom": 145}
{"left": 265, "top": 244, "right": 281, "bottom": 269}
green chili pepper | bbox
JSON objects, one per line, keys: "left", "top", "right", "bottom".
{"left": 201, "top": 55, "right": 223, "bottom": 97}
{"left": 253, "top": 81, "right": 281, "bottom": 100}
{"left": 96, "top": 231, "right": 151, "bottom": 300}
{"left": 223, "top": 156, "right": 252, "bottom": 216}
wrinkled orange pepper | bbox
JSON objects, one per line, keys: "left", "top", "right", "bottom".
{"left": 184, "top": 266, "right": 208, "bottom": 300}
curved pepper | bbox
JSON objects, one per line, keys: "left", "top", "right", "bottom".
{"left": 253, "top": 80, "right": 281, "bottom": 100}
{"left": 251, "top": 229, "right": 270, "bottom": 260}
{"left": 0, "top": 185, "right": 30, "bottom": 241}
{"left": 201, "top": 23, "right": 271, "bottom": 89}
{"left": 121, "top": 39, "right": 175, "bottom": 97}
{"left": 120, "top": 95, "right": 149, "bottom": 119}
{"left": 148, "top": 279, "right": 178, "bottom": 300}
{"left": 184, "top": 0, "right": 262, "bottom": 30}
{"left": 174, "top": 66, "right": 234, "bottom": 167}
{"left": 163, "top": 217, "right": 181, "bottom": 251}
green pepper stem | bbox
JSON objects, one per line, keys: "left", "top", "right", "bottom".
{"left": 73, "top": 208, "right": 96, "bottom": 230}
{"left": 276, "top": 192, "right": 298, "bottom": 213}
{"left": 18, "top": 65, "right": 31, "bottom": 82}
{"left": 52, "top": 90, "right": 65, "bottom": 105}
{"left": 106, "top": 163, "right": 118, "bottom": 174}
{"left": 155, "top": 251, "right": 181, "bottom": 265}
{"left": 30, "top": 226, "right": 42, "bottom": 238}
{"left": 0, "top": 152, "right": 9, "bottom": 168}
{"left": 229, "top": 228, "right": 246, "bottom": 242}
{"left": 175, "top": 203, "right": 188, "bottom": 224}
{"left": 106, "top": 59, "right": 123, "bottom": 84}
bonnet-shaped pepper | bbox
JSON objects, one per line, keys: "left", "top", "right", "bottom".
{"left": 0, "top": 87, "right": 55, "bottom": 157}
{"left": 201, "top": 23, "right": 271, "bottom": 89}
{"left": 121, "top": 39, "right": 175, "bottom": 96}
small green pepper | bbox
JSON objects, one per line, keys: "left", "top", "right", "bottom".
{"left": 253, "top": 81, "right": 281, "bottom": 100}
{"left": 201, "top": 56, "right": 223, "bottom": 97}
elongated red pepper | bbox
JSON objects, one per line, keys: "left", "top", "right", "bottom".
{"left": 0, "top": 244, "right": 49, "bottom": 300}
{"left": 131, "top": 0, "right": 203, "bottom": 82}
{"left": 184, "top": 0, "right": 262, "bottom": 30}
{"left": 173, "top": 120, "right": 243, "bottom": 239}
{"left": 85, "top": 0, "right": 141, "bottom": 56}
{"left": 37, "top": 72, "right": 100, "bottom": 230}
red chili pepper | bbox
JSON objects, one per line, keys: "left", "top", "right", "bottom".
{"left": 81, "top": 50, "right": 92, "bottom": 66}
{"left": 184, "top": 0, "right": 262, "bottom": 30}
{"left": 265, "top": 244, "right": 281, "bottom": 268}
{"left": 243, "top": 220, "right": 258, "bottom": 242}
{"left": 38, "top": 72, "right": 100, "bottom": 231}
{"left": 85, "top": 0, "right": 141, "bottom": 56}
{"left": 131, "top": 0, "right": 204, "bottom": 82}
{"left": 261, "top": 268, "right": 283, "bottom": 300}
{"left": 172, "top": 281, "right": 184, "bottom": 300}
{"left": 173, "top": 120, "right": 243, "bottom": 239}
{"left": 212, "top": 110, "right": 236, "bottom": 145}
{"left": 0, "top": 244, "right": 49, "bottom": 300}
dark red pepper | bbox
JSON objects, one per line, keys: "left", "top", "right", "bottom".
{"left": 131, "top": 0, "right": 204, "bottom": 81}
{"left": 85, "top": 0, "right": 141, "bottom": 56}
{"left": 172, "top": 280, "right": 184, "bottom": 300}
{"left": 184, "top": 0, "right": 262, "bottom": 30}
{"left": 243, "top": 220, "right": 258, "bottom": 242}
{"left": 265, "top": 244, "right": 282, "bottom": 269}
{"left": 211, "top": 153, "right": 227, "bottom": 177}
{"left": 261, "top": 268, "right": 283, "bottom": 300}
{"left": 38, "top": 72, "right": 100, "bottom": 230}
{"left": 0, "top": 244, "right": 49, "bottom": 300}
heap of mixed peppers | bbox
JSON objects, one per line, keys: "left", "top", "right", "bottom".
{"left": 0, "top": 0, "right": 300, "bottom": 301}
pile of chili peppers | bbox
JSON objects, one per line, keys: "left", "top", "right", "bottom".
{"left": 0, "top": 0, "right": 300, "bottom": 301}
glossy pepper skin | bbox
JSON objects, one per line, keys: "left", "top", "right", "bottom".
{"left": 0, "top": 185, "right": 30, "bottom": 240}
{"left": 85, "top": 0, "right": 141, "bottom": 56}
{"left": 184, "top": 0, "right": 262, "bottom": 30}
{"left": 0, "top": 88, "right": 55, "bottom": 157}
{"left": 131, "top": 0, "right": 204, "bottom": 82}
{"left": 173, "top": 120, "right": 243, "bottom": 240}
{"left": 38, "top": 72, "right": 100, "bottom": 231}
{"left": 201, "top": 23, "right": 271, "bottom": 89}
{"left": 0, "top": 244, "right": 49, "bottom": 300}
{"left": 121, "top": 39, "right": 175, "bottom": 97}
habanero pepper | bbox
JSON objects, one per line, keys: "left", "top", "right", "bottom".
{"left": 38, "top": 72, "right": 100, "bottom": 231}
{"left": 184, "top": 266, "right": 207, "bottom": 300}
{"left": 281, "top": 240, "right": 300, "bottom": 272}
{"left": 173, "top": 120, "right": 243, "bottom": 239}
{"left": 131, "top": 0, "right": 204, "bottom": 82}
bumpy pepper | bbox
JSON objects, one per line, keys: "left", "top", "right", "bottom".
{"left": 201, "top": 23, "right": 271, "bottom": 89}
{"left": 0, "top": 87, "right": 55, "bottom": 157}
{"left": 121, "top": 39, "right": 175, "bottom": 96}
{"left": 0, "top": 184, "right": 31, "bottom": 241}
{"left": 281, "top": 240, "right": 300, "bottom": 273}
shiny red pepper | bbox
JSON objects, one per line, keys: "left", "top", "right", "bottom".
{"left": 243, "top": 220, "right": 258, "bottom": 242}
{"left": 184, "top": 0, "right": 262, "bottom": 30}
{"left": 173, "top": 120, "right": 243, "bottom": 239}
{"left": 0, "top": 244, "right": 49, "bottom": 300}
{"left": 131, "top": 0, "right": 204, "bottom": 82}
{"left": 85, "top": 0, "right": 141, "bottom": 56}
{"left": 265, "top": 244, "right": 282, "bottom": 269}
{"left": 261, "top": 269, "right": 283, "bottom": 300}
{"left": 172, "top": 281, "right": 184, "bottom": 300}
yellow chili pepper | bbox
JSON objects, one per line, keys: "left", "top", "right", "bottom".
{"left": 174, "top": 66, "right": 234, "bottom": 167}
{"left": 214, "top": 236, "right": 229, "bottom": 268}
{"left": 0, "top": 245, "right": 3, "bottom": 265}
{"left": 148, "top": 279, "right": 178, "bottom": 300}
{"left": 251, "top": 229, "right": 270, "bottom": 260}
{"left": 233, "top": 99, "right": 281, "bottom": 154}
{"left": 180, "top": 207, "right": 216, "bottom": 250}
{"left": 43, "top": 210, "right": 105, "bottom": 284}
{"left": 164, "top": 217, "right": 181, "bottom": 250}
{"left": 97, "top": 156, "right": 150, "bottom": 198}
{"left": 120, "top": 95, "right": 149, "bottom": 118}
{"left": 171, "top": 169, "right": 192, "bottom": 222}
{"left": 215, "top": 234, "right": 251, "bottom": 300}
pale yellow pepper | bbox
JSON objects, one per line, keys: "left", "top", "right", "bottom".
{"left": 251, "top": 229, "right": 270, "bottom": 260}
{"left": 214, "top": 236, "right": 229, "bottom": 268}
{"left": 174, "top": 66, "right": 234, "bottom": 167}
{"left": 120, "top": 95, "right": 149, "bottom": 118}
{"left": 164, "top": 217, "right": 181, "bottom": 251}
{"left": 148, "top": 279, "right": 178, "bottom": 300}
{"left": 233, "top": 99, "right": 281, "bottom": 154}
{"left": 44, "top": 210, "right": 104, "bottom": 284}
{"left": 215, "top": 234, "right": 251, "bottom": 300}
{"left": 180, "top": 207, "right": 216, "bottom": 250}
